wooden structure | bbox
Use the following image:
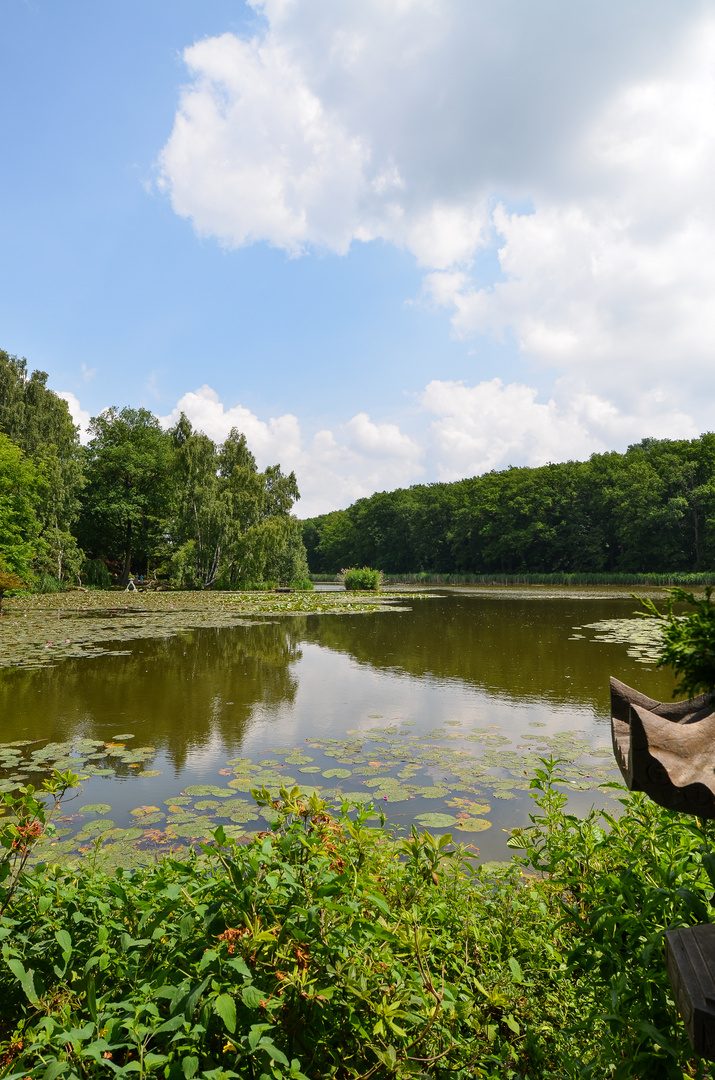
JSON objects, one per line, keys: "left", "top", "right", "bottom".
{"left": 665, "top": 925, "right": 715, "bottom": 1059}
{"left": 610, "top": 677, "right": 715, "bottom": 1058}
{"left": 610, "top": 677, "right": 715, "bottom": 818}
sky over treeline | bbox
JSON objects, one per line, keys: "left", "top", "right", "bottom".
{"left": 1, "top": 1, "right": 714, "bottom": 516}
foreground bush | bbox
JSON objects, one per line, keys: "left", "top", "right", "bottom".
{"left": 1, "top": 772, "right": 714, "bottom": 1078}
{"left": 342, "top": 567, "right": 382, "bottom": 591}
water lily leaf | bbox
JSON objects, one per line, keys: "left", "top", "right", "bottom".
{"left": 130, "top": 805, "right": 161, "bottom": 816}
{"left": 78, "top": 803, "right": 112, "bottom": 815}
{"left": 415, "top": 813, "right": 457, "bottom": 828}
{"left": 183, "top": 785, "right": 234, "bottom": 798}
{"left": 139, "top": 770, "right": 163, "bottom": 777}
{"left": 456, "top": 817, "right": 492, "bottom": 832}
{"left": 112, "top": 734, "right": 134, "bottom": 741}
{"left": 227, "top": 778, "right": 254, "bottom": 792}
{"left": 322, "top": 768, "right": 352, "bottom": 779}
{"left": 104, "top": 827, "right": 144, "bottom": 841}
{"left": 298, "top": 766, "right": 321, "bottom": 774}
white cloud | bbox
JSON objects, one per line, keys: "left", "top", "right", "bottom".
{"left": 149, "top": 6, "right": 715, "bottom": 508}
{"left": 57, "top": 391, "right": 92, "bottom": 444}
{"left": 420, "top": 378, "right": 697, "bottom": 481}
{"left": 157, "top": 2, "right": 715, "bottom": 436}
{"left": 159, "top": 385, "right": 302, "bottom": 464}
{"left": 158, "top": 385, "right": 424, "bottom": 515}
{"left": 59, "top": 375, "right": 698, "bottom": 519}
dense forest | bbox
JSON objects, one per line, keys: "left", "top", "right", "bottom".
{"left": 303, "top": 434, "right": 715, "bottom": 575}
{"left": 0, "top": 350, "right": 309, "bottom": 589}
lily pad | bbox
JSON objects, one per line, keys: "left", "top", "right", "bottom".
{"left": 322, "top": 768, "right": 352, "bottom": 779}
{"left": 415, "top": 813, "right": 457, "bottom": 828}
{"left": 78, "top": 803, "right": 112, "bottom": 815}
{"left": 112, "top": 734, "right": 134, "bottom": 741}
{"left": 456, "top": 817, "right": 492, "bottom": 832}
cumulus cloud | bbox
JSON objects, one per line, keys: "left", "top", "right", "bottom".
{"left": 159, "top": 385, "right": 303, "bottom": 464}
{"left": 158, "top": 385, "right": 424, "bottom": 516}
{"left": 421, "top": 378, "right": 697, "bottom": 481}
{"left": 64, "top": 376, "right": 702, "bottom": 517}
{"left": 57, "top": 392, "right": 92, "bottom": 444}
{"left": 424, "top": 19, "right": 715, "bottom": 410}
{"left": 157, "top": 2, "right": 715, "bottom": 431}
{"left": 152, "top": 3, "right": 715, "bottom": 502}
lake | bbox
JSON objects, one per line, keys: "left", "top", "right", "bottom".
{"left": 0, "top": 587, "right": 676, "bottom": 867}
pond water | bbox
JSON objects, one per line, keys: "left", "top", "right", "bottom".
{"left": 0, "top": 588, "right": 677, "bottom": 867}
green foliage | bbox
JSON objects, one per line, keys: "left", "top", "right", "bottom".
{"left": 165, "top": 416, "right": 308, "bottom": 589}
{"left": 78, "top": 407, "right": 172, "bottom": 586}
{"left": 0, "top": 351, "right": 85, "bottom": 582}
{"left": 2, "top": 774, "right": 715, "bottom": 1076}
{"left": 0, "top": 431, "right": 42, "bottom": 585}
{"left": 0, "top": 785, "right": 590, "bottom": 1079}
{"left": 510, "top": 758, "right": 715, "bottom": 1079}
{"left": 304, "top": 433, "right": 715, "bottom": 576}
{"left": 639, "top": 586, "right": 715, "bottom": 697}
{"left": 81, "top": 557, "right": 112, "bottom": 588}
{"left": 34, "top": 572, "right": 65, "bottom": 593}
{"left": 0, "top": 769, "right": 79, "bottom": 916}
{"left": 342, "top": 566, "right": 382, "bottom": 590}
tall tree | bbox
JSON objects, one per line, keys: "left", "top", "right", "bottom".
{"left": 164, "top": 418, "right": 308, "bottom": 587}
{"left": 0, "top": 350, "right": 84, "bottom": 582}
{"left": 78, "top": 407, "right": 172, "bottom": 585}
{"left": 0, "top": 432, "right": 42, "bottom": 585}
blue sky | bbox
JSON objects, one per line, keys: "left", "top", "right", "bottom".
{"left": 2, "top": 1, "right": 714, "bottom": 514}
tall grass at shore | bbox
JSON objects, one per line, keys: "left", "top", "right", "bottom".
{"left": 312, "top": 571, "right": 715, "bottom": 586}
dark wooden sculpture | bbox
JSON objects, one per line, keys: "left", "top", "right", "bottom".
{"left": 610, "top": 676, "right": 715, "bottom": 818}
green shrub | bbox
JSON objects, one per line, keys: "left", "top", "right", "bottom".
{"left": 35, "top": 573, "right": 65, "bottom": 593}
{"left": 2, "top": 771, "right": 711, "bottom": 1077}
{"left": 510, "top": 758, "right": 714, "bottom": 1079}
{"left": 291, "top": 578, "right": 314, "bottom": 591}
{"left": 342, "top": 566, "right": 382, "bottom": 590}
{"left": 81, "top": 557, "right": 112, "bottom": 589}
{"left": 639, "top": 585, "right": 715, "bottom": 698}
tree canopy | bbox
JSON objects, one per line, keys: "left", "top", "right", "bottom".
{"left": 303, "top": 434, "right": 715, "bottom": 575}
{"left": 0, "top": 349, "right": 310, "bottom": 590}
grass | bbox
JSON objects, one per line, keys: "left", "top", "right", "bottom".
{"left": 378, "top": 571, "right": 715, "bottom": 587}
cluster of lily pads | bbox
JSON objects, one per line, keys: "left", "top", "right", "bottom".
{"left": 571, "top": 618, "right": 664, "bottom": 663}
{"left": 0, "top": 589, "right": 410, "bottom": 669}
{"left": 0, "top": 716, "right": 622, "bottom": 871}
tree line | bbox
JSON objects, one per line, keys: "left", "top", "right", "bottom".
{"left": 303, "top": 434, "right": 715, "bottom": 575}
{"left": 0, "top": 350, "right": 309, "bottom": 589}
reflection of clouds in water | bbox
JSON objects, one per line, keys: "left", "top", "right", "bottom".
{"left": 242, "top": 642, "right": 603, "bottom": 755}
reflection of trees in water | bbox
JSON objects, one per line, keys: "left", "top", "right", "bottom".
{"left": 303, "top": 597, "right": 677, "bottom": 713}
{"left": 0, "top": 621, "right": 303, "bottom": 768}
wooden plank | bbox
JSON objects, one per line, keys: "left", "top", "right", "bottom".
{"left": 666, "top": 924, "right": 715, "bottom": 1059}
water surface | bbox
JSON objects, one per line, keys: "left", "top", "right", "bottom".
{"left": 0, "top": 589, "right": 676, "bottom": 863}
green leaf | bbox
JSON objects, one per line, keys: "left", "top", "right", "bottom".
{"left": 508, "top": 957, "right": 523, "bottom": 984}
{"left": 182, "top": 1056, "right": 199, "bottom": 1079}
{"left": 6, "top": 958, "right": 38, "bottom": 1003}
{"left": 215, "top": 992, "right": 237, "bottom": 1034}
{"left": 242, "top": 985, "right": 264, "bottom": 1010}
{"left": 55, "top": 928, "right": 72, "bottom": 954}
{"left": 42, "top": 1063, "right": 69, "bottom": 1080}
